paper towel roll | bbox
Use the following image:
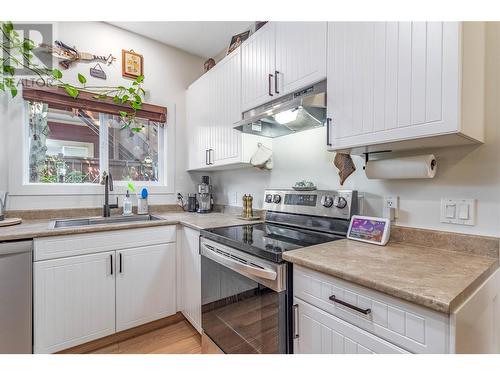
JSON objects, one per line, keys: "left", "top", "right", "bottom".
{"left": 365, "top": 154, "right": 437, "bottom": 179}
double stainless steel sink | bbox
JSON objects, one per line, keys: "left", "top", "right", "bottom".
{"left": 50, "top": 215, "right": 162, "bottom": 229}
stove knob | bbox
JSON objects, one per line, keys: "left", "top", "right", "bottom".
{"left": 334, "top": 196, "right": 348, "bottom": 209}
{"left": 320, "top": 196, "right": 334, "bottom": 208}
{"left": 265, "top": 194, "right": 273, "bottom": 203}
{"left": 273, "top": 194, "right": 281, "bottom": 204}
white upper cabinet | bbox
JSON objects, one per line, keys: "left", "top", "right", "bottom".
{"left": 186, "top": 74, "right": 209, "bottom": 170}
{"left": 241, "top": 23, "right": 276, "bottom": 111}
{"left": 275, "top": 22, "right": 327, "bottom": 96}
{"left": 326, "top": 22, "right": 485, "bottom": 153}
{"left": 186, "top": 48, "right": 272, "bottom": 171}
{"left": 241, "top": 22, "right": 328, "bottom": 111}
{"left": 210, "top": 49, "right": 243, "bottom": 165}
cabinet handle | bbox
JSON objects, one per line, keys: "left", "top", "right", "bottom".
{"left": 209, "top": 149, "right": 214, "bottom": 165}
{"left": 205, "top": 149, "right": 209, "bottom": 165}
{"left": 268, "top": 74, "right": 274, "bottom": 97}
{"left": 292, "top": 304, "right": 299, "bottom": 339}
{"left": 110, "top": 254, "right": 113, "bottom": 275}
{"left": 326, "top": 118, "right": 332, "bottom": 146}
{"left": 119, "top": 253, "right": 123, "bottom": 274}
{"left": 274, "top": 70, "right": 280, "bottom": 94}
{"left": 329, "top": 295, "right": 371, "bottom": 315}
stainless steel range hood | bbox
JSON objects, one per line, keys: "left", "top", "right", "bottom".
{"left": 234, "top": 80, "right": 326, "bottom": 138}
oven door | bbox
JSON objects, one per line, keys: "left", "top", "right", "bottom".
{"left": 200, "top": 237, "right": 288, "bottom": 354}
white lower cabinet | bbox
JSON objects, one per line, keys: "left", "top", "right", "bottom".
{"left": 177, "top": 227, "right": 202, "bottom": 333}
{"left": 34, "top": 251, "right": 116, "bottom": 354}
{"left": 116, "top": 243, "right": 176, "bottom": 332}
{"left": 33, "top": 227, "right": 177, "bottom": 354}
{"left": 293, "top": 265, "right": 448, "bottom": 354}
{"left": 294, "top": 298, "right": 408, "bottom": 354}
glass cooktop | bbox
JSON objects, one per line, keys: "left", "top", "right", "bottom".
{"left": 201, "top": 223, "right": 344, "bottom": 263}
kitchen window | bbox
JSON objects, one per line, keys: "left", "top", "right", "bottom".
{"left": 26, "top": 101, "right": 164, "bottom": 186}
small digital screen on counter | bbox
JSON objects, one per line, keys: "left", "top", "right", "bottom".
{"left": 349, "top": 218, "right": 386, "bottom": 242}
{"left": 284, "top": 194, "right": 317, "bottom": 206}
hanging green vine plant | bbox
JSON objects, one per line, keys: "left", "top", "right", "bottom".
{"left": 0, "top": 21, "right": 145, "bottom": 131}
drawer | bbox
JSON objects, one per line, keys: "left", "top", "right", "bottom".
{"left": 34, "top": 226, "right": 176, "bottom": 261}
{"left": 293, "top": 265, "right": 449, "bottom": 353}
{"left": 293, "top": 298, "right": 408, "bottom": 354}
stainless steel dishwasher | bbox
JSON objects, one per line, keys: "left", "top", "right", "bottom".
{"left": 0, "top": 240, "right": 32, "bottom": 353}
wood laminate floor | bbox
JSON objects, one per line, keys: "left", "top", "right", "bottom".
{"left": 90, "top": 320, "right": 202, "bottom": 354}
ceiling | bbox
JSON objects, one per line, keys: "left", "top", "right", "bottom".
{"left": 108, "top": 22, "right": 252, "bottom": 58}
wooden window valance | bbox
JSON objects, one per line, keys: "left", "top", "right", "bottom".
{"left": 22, "top": 80, "right": 167, "bottom": 123}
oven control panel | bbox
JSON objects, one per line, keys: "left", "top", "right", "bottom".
{"left": 263, "top": 189, "right": 359, "bottom": 219}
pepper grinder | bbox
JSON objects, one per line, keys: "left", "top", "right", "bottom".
{"left": 246, "top": 195, "right": 254, "bottom": 218}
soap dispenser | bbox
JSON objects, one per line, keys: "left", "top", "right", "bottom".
{"left": 123, "top": 190, "right": 133, "bottom": 216}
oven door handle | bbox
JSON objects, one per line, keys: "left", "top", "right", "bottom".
{"left": 201, "top": 243, "right": 277, "bottom": 281}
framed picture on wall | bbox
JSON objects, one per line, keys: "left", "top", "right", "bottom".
{"left": 227, "top": 30, "right": 250, "bottom": 55}
{"left": 122, "top": 49, "right": 143, "bottom": 79}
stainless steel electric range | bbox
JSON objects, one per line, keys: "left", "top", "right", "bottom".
{"left": 199, "top": 189, "right": 359, "bottom": 354}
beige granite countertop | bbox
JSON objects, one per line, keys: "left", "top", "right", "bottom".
{"left": 2, "top": 209, "right": 497, "bottom": 314}
{"left": 0, "top": 212, "right": 257, "bottom": 242}
{"left": 283, "top": 239, "right": 499, "bottom": 314}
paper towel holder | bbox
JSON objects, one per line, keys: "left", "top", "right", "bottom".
{"left": 362, "top": 150, "right": 392, "bottom": 170}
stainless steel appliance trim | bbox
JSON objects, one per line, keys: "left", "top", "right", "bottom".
{"left": 200, "top": 237, "right": 286, "bottom": 292}
{"left": 0, "top": 240, "right": 32, "bottom": 353}
{"left": 262, "top": 189, "right": 358, "bottom": 219}
{"left": 233, "top": 80, "right": 327, "bottom": 129}
{"left": 0, "top": 240, "right": 33, "bottom": 256}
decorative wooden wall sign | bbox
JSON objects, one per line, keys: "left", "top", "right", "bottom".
{"left": 122, "top": 49, "right": 144, "bottom": 79}
{"left": 39, "top": 40, "right": 116, "bottom": 69}
{"left": 90, "top": 63, "right": 107, "bottom": 79}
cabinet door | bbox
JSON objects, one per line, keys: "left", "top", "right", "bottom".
{"left": 293, "top": 299, "right": 408, "bottom": 354}
{"left": 179, "top": 227, "right": 202, "bottom": 333}
{"left": 327, "top": 22, "right": 459, "bottom": 150}
{"left": 241, "top": 22, "right": 276, "bottom": 111}
{"left": 187, "top": 74, "right": 210, "bottom": 169}
{"left": 116, "top": 243, "right": 176, "bottom": 332}
{"left": 275, "top": 22, "right": 327, "bottom": 96}
{"left": 34, "top": 251, "right": 115, "bottom": 353}
{"left": 210, "top": 49, "right": 242, "bottom": 165}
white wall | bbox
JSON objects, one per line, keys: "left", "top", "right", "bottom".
{"left": 0, "top": 96, "right": 8, "bottom": 193}
{"left": 0, "top": 21, "right": 204, "bottom": 210}
{"left": 209, "top": 22, "right": 500, "bottom": 237}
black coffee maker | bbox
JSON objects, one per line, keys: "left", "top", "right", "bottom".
{"left": 187, "top": 193, "right": 197, "bottom": 212}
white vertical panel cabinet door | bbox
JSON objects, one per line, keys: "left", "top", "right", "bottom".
{"left": 210, "top": 49, "right": 242, "bottom": 165}
{"left": 327, "top": 22, "right": 462, "bottom": 151}
{"left": 275, "top": 22, "right": 327, "bottom": 96}
{"left": 241, "top": 22, "right": 276, "bottom": 111}
{"left": 179, "top": 227, "right": 202, "bottom": 333}
{"left": 186, "top": 74, "right": 211, "bottom": 169}
{"left": 293, "top": 299, "right": 408, "bottom": 354}
{"left": 33, "top": 251, "right": 116, "bottom": 354}
{"left": 116, "top": 243, "right": 176, "bottom": 332}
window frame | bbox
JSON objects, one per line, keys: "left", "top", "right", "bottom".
{"left": 7, "top": 99, "right": 176, "bottom": 197}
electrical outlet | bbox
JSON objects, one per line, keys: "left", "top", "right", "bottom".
{"left": 383, "top": 196, "right": 399, "bottom": 220}
{"left": 384, "top": 196, "right": 399, "bottom": 209}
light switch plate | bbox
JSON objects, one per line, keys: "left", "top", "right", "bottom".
{"left": 440, "top": 198, "right": 476, "bottom": 226}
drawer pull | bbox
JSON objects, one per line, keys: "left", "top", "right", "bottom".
{"left": 329, "top": 295, "right": 371, "bottom": 315}
{"left": 292, "top": 304, "right": 299, "bottom": 339}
